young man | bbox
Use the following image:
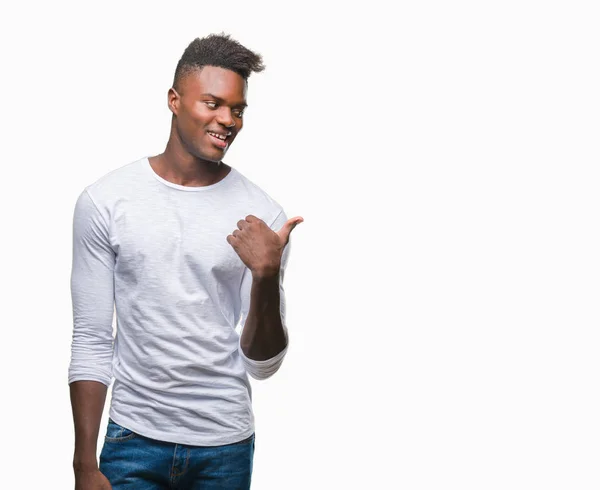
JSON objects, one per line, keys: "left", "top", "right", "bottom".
{"left": 69, "top": 33, "right": 302, "bottom": 489}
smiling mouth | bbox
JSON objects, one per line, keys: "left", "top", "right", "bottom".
{"left": 207, "top": 131, "right": 230, "bottom": 141}
{"left": 207, "top": 131, "right": 231, "bottom": 149}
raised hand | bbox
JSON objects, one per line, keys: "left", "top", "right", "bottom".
{"left": 226, "top": 214, "right": 303, "bottom": 278}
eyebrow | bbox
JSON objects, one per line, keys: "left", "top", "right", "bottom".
{"left": 200, "top": 93, "right": 248, "bottom": 108}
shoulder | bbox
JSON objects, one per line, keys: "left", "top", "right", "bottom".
{"left": 230, "top": 167, "right": 285, "bottom": 225}
{"left": 84, "top": 157, "right": 146, "bottom": 200}
{"left": 74, "top": 157, "right": 147, "bottom": 221}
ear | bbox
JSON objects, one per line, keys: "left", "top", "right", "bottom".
{"left": 167, "top": 87, "right": 180, "bottom": 116}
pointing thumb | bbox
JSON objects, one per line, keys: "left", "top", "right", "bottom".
{"left": 277, "top": 216, "right": 304, "bottom": 245}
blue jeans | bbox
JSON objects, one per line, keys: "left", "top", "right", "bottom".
{"left": 99, "top": 418, "right": 255, "bottom": 489}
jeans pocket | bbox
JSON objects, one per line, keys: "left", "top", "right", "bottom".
{"left": 104, "top": 418, "right": 138, "bottom": 442}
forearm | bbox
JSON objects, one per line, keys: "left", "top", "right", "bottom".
{"left": 240, "top": 272, "right": 287, "bottom": 361}
{"left": 70, "top": 380, "right": 108, "bottom": 471}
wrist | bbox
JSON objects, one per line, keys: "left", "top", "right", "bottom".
{"left": 252, "top": 260, "right": 281, "bottom": 280}
{"left": 73, "top": 454, "right": 98, "bottom": 472}
{"left": 252, "top": 267, "right": 280, "bottom": 281}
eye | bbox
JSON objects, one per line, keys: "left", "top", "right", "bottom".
{"left": 234, "top": 109, "right": 244, "bottom": 118}
{"left": 205, "top": 101, "right": 217, "bottom": 109}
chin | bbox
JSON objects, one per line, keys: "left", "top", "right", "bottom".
{"left": 194, "top": 148, "right": 226, "bottom": 163}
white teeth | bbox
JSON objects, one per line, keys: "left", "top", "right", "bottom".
{"left": 209, "top": 132, "right": 227, "bottom": 140}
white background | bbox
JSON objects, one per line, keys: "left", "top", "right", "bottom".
{"left": 1, "top": 1, "right": 599, "bottom": 488}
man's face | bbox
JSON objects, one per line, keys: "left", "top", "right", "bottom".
{"left": 170, "top": 65, "right": 247, "bottom": 163}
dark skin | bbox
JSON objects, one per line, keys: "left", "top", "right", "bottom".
{"left": 70, "top": 381, "right": 111, "bottom": 489}
{"left": 70, "top": 65, "right": 302, "bottom": 488}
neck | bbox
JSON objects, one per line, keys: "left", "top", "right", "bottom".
{"left": 150, "top": 128, "right": 230, "bottom": 187}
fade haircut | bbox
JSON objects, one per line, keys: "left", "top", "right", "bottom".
{"left": 173, "top": 33, "right": 265, "bottom": 92}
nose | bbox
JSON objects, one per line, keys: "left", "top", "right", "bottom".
{"left": 216, "top": 107, "right": 236, "bottom": 128}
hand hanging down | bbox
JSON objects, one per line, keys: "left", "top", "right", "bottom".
{"left": 226, "top": 214, "right": 303, "bottom": 279}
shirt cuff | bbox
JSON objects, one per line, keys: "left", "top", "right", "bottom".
{"left": 238, "top": 328, "right": 289, "bottom": 380}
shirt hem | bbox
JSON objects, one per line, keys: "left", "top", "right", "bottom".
{"left": 107, "top": 410, "right": 255, "bottom": 447}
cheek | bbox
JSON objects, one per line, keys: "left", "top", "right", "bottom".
{"left": 182, "top": 102, "right": 211, "bottom": 127}
{"left": 190, "top": 107, "right": 212, "bottom": 127}
{"left": 179, "top": 112, "right": 211, "bottom": 140}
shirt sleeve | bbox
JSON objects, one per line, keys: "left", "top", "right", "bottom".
{"left": 68, "top": 189, "right": 116, "bottom": 386}
{"left": 237, "top": 209, "right": 292, "bottom": 380}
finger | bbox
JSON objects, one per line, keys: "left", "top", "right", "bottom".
{"left": 277, "top": 217, "right": 303, "bottom": 244}
{"left": 278, "top": 217, "right": 304, "bottom": 234}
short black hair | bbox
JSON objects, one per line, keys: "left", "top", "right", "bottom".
{"left": 173, "top": 33, "right": 265, "bottom": 91}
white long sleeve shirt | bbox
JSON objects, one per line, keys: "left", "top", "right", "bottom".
{"left": 68, "top": 156, "right": 291, "bottom": 446}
